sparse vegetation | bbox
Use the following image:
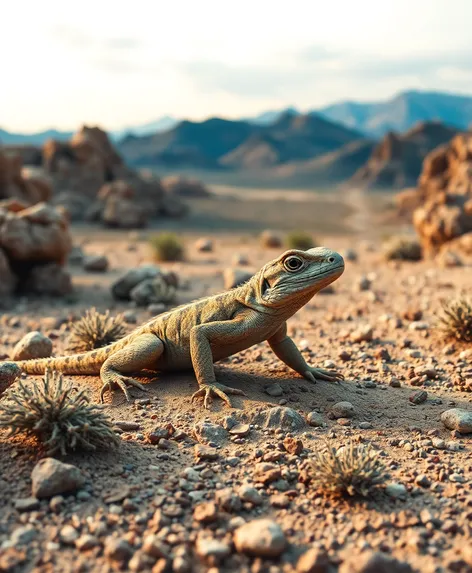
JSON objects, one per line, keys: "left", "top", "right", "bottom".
{"left": 149, "top": 233, "right": 185, "bottom": 261}
{"left": 437, "top": 297, "right": 472, "bottom": 343}
{"left": 0, "top": 370, "right": 119, "bottom": 455}
{"left": 67, "top": 308, "right": 127, "bottom": 353}
{"left": 286, "top": 231, "right": 317, "bottom": 251}
{"left": 383, "top": 236, "right": 422, "bottom": 261}
{"left": 308, "top": 441, "right": 386, "bottom": 497}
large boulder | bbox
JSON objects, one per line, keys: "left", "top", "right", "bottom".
{"left": 412, "top": 133, "right": 472, "bottom": 256}
{"left": 0, "top": 201, "right": 73, "bottom": 295}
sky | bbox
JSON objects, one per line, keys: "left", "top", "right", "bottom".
{"left": 2, "top": 0, "right": 472, "bottom": 132}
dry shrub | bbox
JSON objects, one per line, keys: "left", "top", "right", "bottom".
{"left": 308, "top": 441, "right": 386, "bottom": 497}
{"left": 67, "top": 308, "right": 127, "bottom": 353}
{"left": 0, "top": 370, "right": 119, "bottom": 455}
{"left": 286, "top": 231, "right": 317, "bottom": 251}
{"left": 149, "top": 233, "right": 185, "bottom": 261}
{"left": 437, "top": 297, "right": 472, "bottom": 343}
{"left": 383, "top": 237, "right": 422, "bottom": 261}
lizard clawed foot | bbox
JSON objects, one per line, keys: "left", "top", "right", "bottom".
{"left": 191, "top": 383, "right": 246, "bottom": 409}
{"left": 100, "top": 373, "right": 147, "bottom": 403}
{"left": 304, "top": 367, "right": 344, "bottom": 384}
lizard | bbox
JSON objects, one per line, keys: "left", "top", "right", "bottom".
{"left": 1, "top": 247, "right": 345, "bottom": 409}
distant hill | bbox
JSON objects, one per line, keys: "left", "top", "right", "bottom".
{"left": 0, "top": 128, "right": 72, "bottom": 145}
{"left": 118, "top": 111, "right": 364, "bottom": 170}
{"left": 118, "top": 117, "right": 257, "bottom": 169}
{"left": 111, "top": 115, "right": 180, "bottom": 140}
{"left": 221, "top": 111, "right": 363, "bottom": 169}
{"left": 265, "top": 139, "right": 376, "bottom": 187}
{"left": 319, "top": 90, "right": 472, "bottom": 137}
{"left": 348, "top": 121, "right": 460, "bottom": 190}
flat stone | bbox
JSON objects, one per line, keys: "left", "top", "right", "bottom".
{"left": 441, "top": 408, "right": 472, "bottom": 434}
{"left": 253, "top": 406, "right": 306, "bottom": 430}
{"left": 234, "top": 518, "right": 286, "bottom": 558}
{"left": 330, "top": 401, "right": 355, "bottom": 419}
{"left": 265, "top": 383, "right": 284, "bottom": 397}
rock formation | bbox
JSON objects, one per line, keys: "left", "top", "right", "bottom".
{"left": 350, "top": 122, "right": 458, "bottom": 190}
{"left": 411, "top": 133, "right": 472, "bottom": 256}
{"left": 0, "top": 200, "right": 72, "bottom": 297}
{"left": 1, "top": 125, "right": 189, "bottom": 228}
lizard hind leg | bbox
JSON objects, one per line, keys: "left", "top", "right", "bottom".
{"left": 99, "top": 333, "right": 164, "bottom": 402}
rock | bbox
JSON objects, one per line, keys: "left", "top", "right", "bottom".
{"left": 76, "top": 534, "right": 100, "bottom": 551}
{"left": 265, "top": 382, "right": 284, "bottom": 397}
{"left": 0, "top": 248, "right": 16, "bottom": 296}
{"left": 83, "top": 254, "right": 109, "bottom": 272}
{"left": 195, "top": 238, "right": 213, "bottom": 252}
{"left": 234, "top": 519, "right": 286, "bottom": 558}
{"left": 343, "top": 248, "right": 358, "bottom": 262}
{"left": 223, "top": 268, "right": 253, "bottom": 290}
{"left": 215, "top": 488, "right": 242, "bottom": 513}
{"left": 59, "top": 524, "right": 79, "bottom": 545}
{"left": 0, "top": 202, "right": 72, "bottom": 263}
{"left": 253, "top": 406, "right": 306, "bottom": 431}
{"left": 351, "top": 326, "right": 373, "bottom": 343}
{"left": 130, "top": 276, "right": 176, "bottom": 306}
{"left": 238, "top": 485, "right": 263, "bottom": 506}
{"left": 229, "top": 423, "right": 250, "bottom": 437}
{"left": 193, "top": 502, "right": 218, "bottom": 524}
{"left": 357, "top": 276, "right": 371, "bottom": 291}
{"left": 31, "top": 458, "right": 85, "bottom": 499}
{"left": 193, "top": 422, "right": 228, "bottom": 445}
{"left": 12, "top": 331, "right": 53, "bottom": 361}
{"left": 0, "top": 362, "right": 21, "bottom": 394}
{"left": 306, "top": 411, "right": 325, "bottom": 427}
{"left": 254, "top": 462, "right": 282, "bottom": 484}
{"left": 161, "top": 175, "right": 211, "bottom": 198}
{"left": 104, "top": 537, "right": 133, "bottom": 563}
{"left": 297, "top": 547, "right": 332, "bottom": 573}
{"left": 385, "top": 483, "right": 407, "bottom": 500}
{"left": 330, "top": 401, "right": 355, "bottom": 419}
{"left": 142, "top": 535, "right": 169, "bottom": 559}
{"left": 340, "top": 551, "right": 414, "bottom": 573}
{"left": 25, "top": 263, "right": 73, "bottom": 295}
{"left": 437, "top": 250, "right": 463, "bottom": 268}
{"left": 232, "top": 253, "right": 249, "bottom": 266}
{"left": 195, "top": 536, "right": 231, "bottom": 564}
{"left": 409, "top": 390, "right": 428, "bottom": 404}
{"left": 194, "top": 444, "right": 219, "bottom": 461}
{"left": 415, "top": 474, "right": 431, "bottom": 488}
{"left": 412, "top": 133, "right": 472, "bottom": 256}
{"left": 111, "top": 265, "right": 161, "bottom": 300}
{"left": 260, "top": 230, "right": 283, "bottom": 248}
{"left": 441, "top": 408, "right": 472, "bottom": 434}
{"left": 14, "top": 497, "right": 40, "bottom": 512}
{"left": 283, "top": 436, "right": 303, "bottom": 455}
{"left": 9, "top": 525, "right": 38, "bottom": 546}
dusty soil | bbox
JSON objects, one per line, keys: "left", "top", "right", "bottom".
{"left": 0, "top": 219, "right": 471, "bottom": 572}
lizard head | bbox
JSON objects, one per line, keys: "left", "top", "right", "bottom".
{"left": 255, "top": 247, "right": 345, "bottom": 310}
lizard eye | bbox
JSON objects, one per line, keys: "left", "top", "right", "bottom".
{"left": 328, "top": 256, "right": 335, "bottom": 263}
{"left": 283, "top": 255, "right": 303, "bottom": 272}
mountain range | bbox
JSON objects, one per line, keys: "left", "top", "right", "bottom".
{"left": 2, "top": 90, "right": 472, "bottom": 147}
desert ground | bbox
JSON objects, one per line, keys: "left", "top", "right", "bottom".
{"left": 0, "top": 186, "right": 471, "bottom": 573}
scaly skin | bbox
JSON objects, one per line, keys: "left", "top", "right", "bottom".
{"left": 2, "top": 248, "right": 345, "bottom": 408}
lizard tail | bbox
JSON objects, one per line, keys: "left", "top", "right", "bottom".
{"left": 4, "top": 343, "right": 123, "bottom": 376}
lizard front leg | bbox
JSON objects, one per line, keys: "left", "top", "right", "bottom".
{"left": 267, "top": 323, "right": 343, "bottom": 384}
{"left": 100, "top": 333, "right": 164, "bottom": 402}
{"left": 190, "top": 310, "right": 262, "bottom": 409}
